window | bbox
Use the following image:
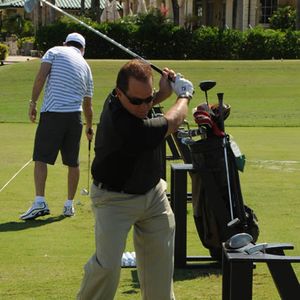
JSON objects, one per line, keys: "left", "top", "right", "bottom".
{"left": 260, "top": 0, "right": 277, "bottom": 23}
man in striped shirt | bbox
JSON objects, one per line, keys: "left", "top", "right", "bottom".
{"left": 20, "top": 32, "right": 94, "bottom": 220}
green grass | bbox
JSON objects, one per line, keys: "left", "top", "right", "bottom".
{"left": 1, "top": 59, "right": 300, "bottom": 126}
{"left": 0, "top": 60, "right": 299, "bottom": 299}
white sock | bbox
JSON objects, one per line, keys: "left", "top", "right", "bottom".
{"left": 35, "top": 196, "right": 45, "bottom": 203}
{"left": 65, "top": 200, "right": 73, "bottom": 206}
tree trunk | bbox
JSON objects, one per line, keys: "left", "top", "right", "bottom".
{"left": 171, "top": 0, "right": 180, "bottom": 25}
{"left": 81, "top": 0, "right": 85, "bottom": 15}
{"left": 297, "top": 0, "right": 300, "bottom": 30}
{"left": 91, "top": 0, "right": 101, "bottom": 22}
{"left": 49, "top": 0, "right": 56, "bottom": 23}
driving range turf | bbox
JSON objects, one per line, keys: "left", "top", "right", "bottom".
{"left": 0, "top": 59, "right": 299, "bottom": 299}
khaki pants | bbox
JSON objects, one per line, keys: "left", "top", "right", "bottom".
{"left": 77, "top": 179, "right": 176, "bottom": 300}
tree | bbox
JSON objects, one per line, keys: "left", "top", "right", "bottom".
{"left": 170, "top": 0, "right": 179, "bottom": 25}
{"left": 269, "top": 6, "right": 296, "bottom": 31}
{"left": 90, "top": 0, "right": 101, "bottom": 22}
{"left": 81, "top": 0, "right": 85, "bottom": 15}
{"left": 297, "top": 0, "right": 300, "bottom": 29}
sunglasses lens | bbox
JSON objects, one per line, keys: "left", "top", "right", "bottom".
{"left": 128, "top": 95, "right": 154, "bottom": 105}
{"left": 119, "top": 88, "right": 155, "bottom": 105}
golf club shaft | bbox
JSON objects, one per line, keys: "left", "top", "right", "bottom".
{"left": 87, "top": 128, "right": 93, "bottom": 193}
{"left": 38, "top": 0, "right": 164, "bottom": 75}
{"left": 223, "top": 138, "right": 234, "bottom": 220}
{"left": 87, "top": 140, "right": 91, "bottom": 193}
{"left": 217, "top": 93, "right": 234, "bottom": 221}
{"left": 204, "top": 91, "right": 208, "bottom": 106}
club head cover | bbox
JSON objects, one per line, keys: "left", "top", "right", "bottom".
{"left": 211, "top": 103, "right": 231, "bottom": 121}
{"left": 193, "top": 110, "right": 213, "bottom": 128}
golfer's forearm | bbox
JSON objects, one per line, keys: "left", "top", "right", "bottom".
{"left": 85, "top": 114, "right": 93, "bottom": 130}
{"left": 31, "top": 80, "right": 45, "bottom": 102}
{"left": 153, "top": 89, "right": 172, "bottom": 105}
{"left": 164, "top": 98, "right": 189, "bottom": 136}
{"left": 83, "top": 97, "right": 93, "bottom": 129}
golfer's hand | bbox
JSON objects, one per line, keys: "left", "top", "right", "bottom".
{"left": 171, "top": 73, "right": 194, "bottom": 99}
{"left": 86, "top": 127, "right": 94, "bottom": 141}
{"left": 28, "top": 102, "right": 37, "bottom": 122}
{"left": 154, "top": 68, "right": 176, "bottom": 103}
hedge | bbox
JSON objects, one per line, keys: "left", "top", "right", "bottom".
{"left": 35, "top": 14, "right": 300, "bottom": 60}
{"left": 0, "top": 43, "right": 9, "bottom": 62}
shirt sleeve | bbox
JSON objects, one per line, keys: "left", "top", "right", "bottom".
{"left": 84, "top": 65, "right": 94, "bottom": 98}
{"left": 115, "top": 112, "right": 168, "bottom": 155}
{"left": 41, "top": 47, "right": 57, "bottom": 64}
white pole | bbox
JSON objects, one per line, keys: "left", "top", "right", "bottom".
{"left": 0, "top": 159, "right": 32, "bottom": 193}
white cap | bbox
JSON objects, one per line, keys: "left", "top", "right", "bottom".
{"left": 65, "top": 32, "right": 85, "bottom": 48}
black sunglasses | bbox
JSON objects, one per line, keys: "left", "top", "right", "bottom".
{"left": 118, "top": 87, "right": 155, "bottom": 106}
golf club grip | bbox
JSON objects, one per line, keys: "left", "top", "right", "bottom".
{"left": 217, "top": 93, "right": 224, "bottom": 132}
{"left": 87, "top": 128, "right": 92, "bottom": 151}
{"left": 150, "top": 64, "right": 175, "bottom": 82}
{"left": 150, "top": 64, "right": 163, "bottom": 75}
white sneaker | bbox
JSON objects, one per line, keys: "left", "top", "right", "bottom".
{"left": 63, "top": 204, "right": 75, "bottom": 217}
{"left": 20, "top": 201, "right": 50, "bottom": 220}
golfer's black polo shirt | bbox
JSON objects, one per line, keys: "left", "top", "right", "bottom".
{"left": 91, "top": 91, "right": 168, "bottom": 194}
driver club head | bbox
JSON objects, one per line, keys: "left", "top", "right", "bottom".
{"left": 199, "top": 80, "right": 216, "bottom": 92}
{"left": 80, "top": 188, "right": 89, "bottom": 196}
{"left": 225, "top": 233, "right": 253, "bottom": 249}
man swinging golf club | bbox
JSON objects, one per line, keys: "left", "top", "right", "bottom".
{"left": 20, "top": 32, "right": 94, "bottom": 220}
{"left": 77, "top": 59, "right": 194, "bottom": 300}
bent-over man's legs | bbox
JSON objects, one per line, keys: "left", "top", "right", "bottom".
{"left": 134, "top": 180, "right": 176, "bottom": 300}
{"left": 77, "top": 180, "right": 176, "bottom": 300}
{"left": 77, "top": 184, "right": 138, "bottom": 300}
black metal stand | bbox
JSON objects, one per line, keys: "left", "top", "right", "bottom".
{"left": 222, "top": 243, "right": 300, "bottom": 299}
{"left": 170, "top": 163, "right": 219, "bottom": 268}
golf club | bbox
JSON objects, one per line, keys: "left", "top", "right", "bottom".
{"left": 0, "top": 159, "right": 32, "bottom": 193}
{"left": 225, "top": 233, "right": 268, "bottom": 254}
{"left": 225, "top": 233, "right": 253, "bottom": 249}
{"left": 81, "top": 129, "right": 92, "bottom": 196}
{"left": 24, "top": 0, "right": 165, "bottom": 76}
{"left": 199, "top": 80, "right": 216, "bottom": 107}
{"left": 217, "top": 92, "right": 240, "bottom": 228}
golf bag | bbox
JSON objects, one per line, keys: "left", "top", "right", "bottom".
{"left": 179, "top": 87, "right": 259, "bottom": 260}
{"left": 189, "top": 135, "right": 259, "bottom": 260}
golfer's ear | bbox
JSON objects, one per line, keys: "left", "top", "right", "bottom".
{"left": 115, "top": 88, "right": 121, "bottom": 98}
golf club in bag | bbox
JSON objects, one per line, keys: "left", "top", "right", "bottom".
{"left": 24, "top": 0, "right": 165, "bottom": 77}
{"left": 180, "top": 80, "right": 259, "bottom": 260}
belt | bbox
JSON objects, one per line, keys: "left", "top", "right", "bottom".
{"left": 93, "top": 180, "right": 123, "bottom": 193}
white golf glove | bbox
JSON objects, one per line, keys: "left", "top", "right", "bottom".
{"left": 171, "top": 73, "right": 194, "bottom": 100}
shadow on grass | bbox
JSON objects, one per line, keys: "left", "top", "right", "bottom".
{"left": 120, "top": 264, "right": 221, "bottom": 296}
{"left": 0, "top": 215, "right": 66, "bottom": 232}
{"left": 121, "top": 270, "right": 140, "bottom": 295}
{"left": 174, "top": 264, "right": 222, "bottom": 282}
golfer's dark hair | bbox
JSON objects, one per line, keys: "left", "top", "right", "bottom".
{"left": 66, "top": 41, "right": 83, "bottom": 49}
{"left": 117, "top": 59, "right": 153, "bottom": 92}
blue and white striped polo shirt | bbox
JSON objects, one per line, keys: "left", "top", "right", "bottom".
{"left": 41, "top": 46, "right": 93, "bottom": 112}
